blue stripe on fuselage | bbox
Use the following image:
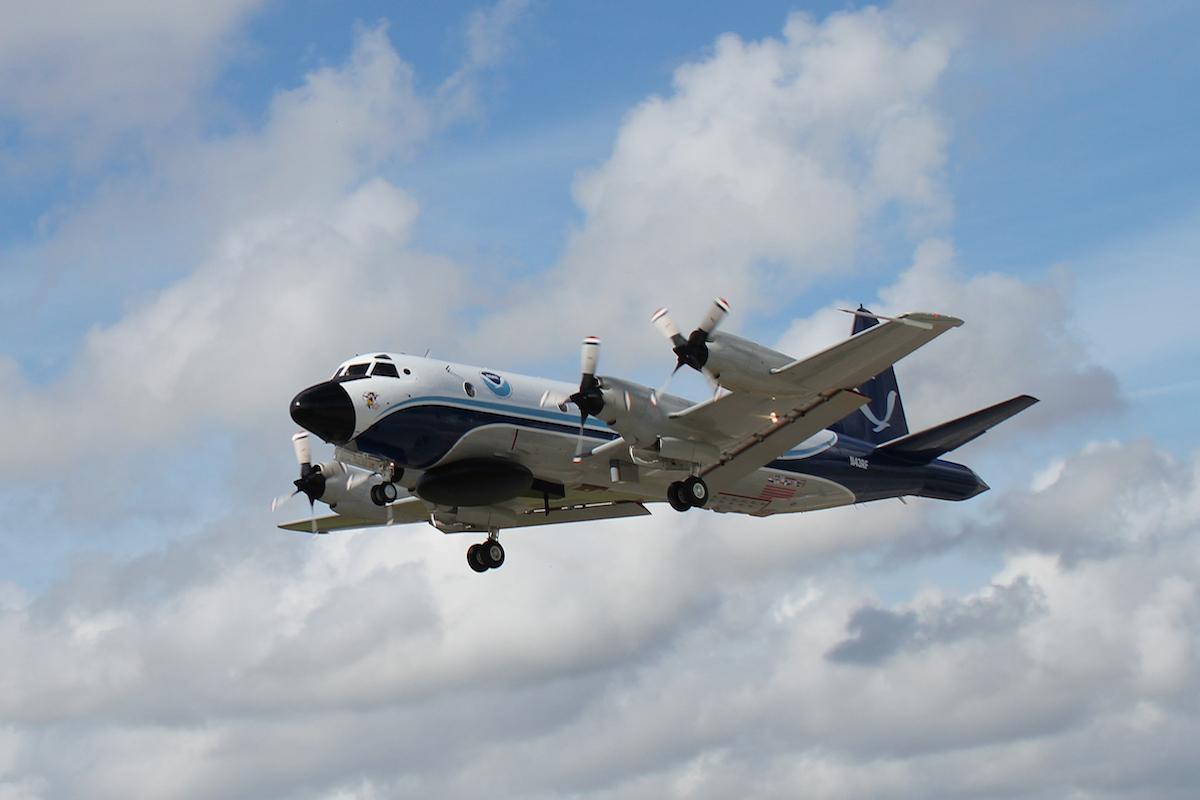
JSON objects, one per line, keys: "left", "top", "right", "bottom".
{"left": 353, "top": 397, "right": 617, "bottom": 469}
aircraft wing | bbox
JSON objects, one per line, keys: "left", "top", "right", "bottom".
{"left": 280, "top": 497, "right": 651, "bottom": 534}
{"left": 278, "top": 495, "right": 428, "bottom": 533}
{"left": 669, "top": 313, "right": 963, "bottom": 489}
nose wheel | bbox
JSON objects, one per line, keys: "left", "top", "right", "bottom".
{"left": 667, "top": 476, "right": 708, "bottom": 512}
{"left": 467, "top": 538, "right": 506, "bottom": 572}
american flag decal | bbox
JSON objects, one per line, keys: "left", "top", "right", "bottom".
{"left": 758, "top": 485, "right": 796, "bottom": 502}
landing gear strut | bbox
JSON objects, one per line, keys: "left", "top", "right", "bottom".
{"left": 667, "top": 476, "right": 708, "bottom": 512}
{"left": 467, "top": 534, "right": 505, "bottom": 572}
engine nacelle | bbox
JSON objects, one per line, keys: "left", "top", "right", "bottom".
{"left": 591, "top": 376, "right": 692, "bottom": 449}
{"left": 702, "top": 332, "right": 797, "bottom": 396}
{"left": 305, "top": 461, "right": 404, "bottom": 519}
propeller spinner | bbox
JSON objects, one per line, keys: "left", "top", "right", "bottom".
{"left": 651, "top": 297, "right": 729, "bottom": 382}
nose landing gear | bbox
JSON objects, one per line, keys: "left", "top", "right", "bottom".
{"left": 467, "top": 534, "right": 506, "bottom": 572}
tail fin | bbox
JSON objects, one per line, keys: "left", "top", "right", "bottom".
{"left": 878, "top": 395, "right": 1039, "bottom": 464}
{"left": 829, "top": 307, "right": 910, "bottom": 445}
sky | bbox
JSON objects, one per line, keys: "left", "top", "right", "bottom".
{"left": 1, "top": 1, "right": 1199, "bottom": 798}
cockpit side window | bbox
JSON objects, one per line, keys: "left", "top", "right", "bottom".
{"left": 372, "top": 362, "right": 400, "bottom": 378}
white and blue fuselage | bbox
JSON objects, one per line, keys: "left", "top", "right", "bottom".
{"left": 289, "top": 351, "right": 988, "bottom": 529}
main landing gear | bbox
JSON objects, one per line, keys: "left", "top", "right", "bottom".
{"left": 467, "top": 534, "right": 506, "bottom": 572}
{"left": 667, "top": 476, "right": 708, "bottom": 512}
{"left": 370, "top": 482, "right": 399, "bottom": 505}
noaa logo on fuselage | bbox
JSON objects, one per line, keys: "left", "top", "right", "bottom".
{"left": 480, "top": 371, "right": 512, "bottom": 397}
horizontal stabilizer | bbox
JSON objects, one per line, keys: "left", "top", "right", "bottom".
{"left": 877, "top": 395, "right": 1039, "bottom": 464}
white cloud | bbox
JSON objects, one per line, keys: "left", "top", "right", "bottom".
{"left": 472, "top": 7, "right": 956, "bottom": 369}
{"left": 0, "top": 0, "right": 266, "bottom": 165}
{"left": 0, "top": 26, "right": 466, "bottom": 471}
{"left": 0, "top": 3, "right": 1193, "bottom": 799}
{"left": 1, "top": 440, "right": 1198, "bottom": 799}
{"left": 775, "top": 238, "right": 1123, "bottom": 435}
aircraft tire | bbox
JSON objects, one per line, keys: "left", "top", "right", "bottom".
{"left": 467, "top": 544, "right": 489, "bottom": 572}
{"left": 667, "top": 482, "right": 691, "bottom": 512}
{"left": 482, "top": 540, "right": 505, "bottom": 569}
{"left": 370, "top": 482, "right": 399, "bottom": 506}
{"left": 683, "top": 476, "right": 708, "bottom": 508}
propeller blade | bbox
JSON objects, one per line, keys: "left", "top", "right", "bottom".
{"left": 292, "top": 431, "right": 312, "bottom": 468}
{"left": 580, "top": 335, "right": 601, "bottom": 377}
{"left": 271, "top": 490, "right": 300, "bottom": 512}
{"left": 573, "top": 410, "right": 588, "bottom": 459}
{"left": 540, "top": 389, "right": 571, "bottom": 409}
{"left": 697, "top": 297, "right": 730, "bottom": 335}
{"left": 658, "top": 363, "right": 685, "bottom": 396}
{"left": 651, "top": 308, "right": 684, "bottom": 343}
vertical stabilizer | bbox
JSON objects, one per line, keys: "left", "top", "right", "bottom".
{"left": 830, "top": 307, "right": 910, "bottom": 445}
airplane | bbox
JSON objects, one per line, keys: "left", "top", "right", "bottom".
{"left": 277, "top": 300, "right": 1037, "bottom": 572}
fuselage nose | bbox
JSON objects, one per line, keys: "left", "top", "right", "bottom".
{"left": 290, "top": 381, "right": 356, "bottom": 444}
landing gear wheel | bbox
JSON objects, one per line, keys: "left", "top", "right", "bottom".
{"left": 481, "top": 540, "right": 505, "bottom": 569}
{"left": 682, "top": 476, "right": 708, "bottom": 508}
{"left": 667, "top": 482, "right": 691, "bottom": 512}
{"left": 370, "top": 482, "right": 399, "bottom": 506}
{"left": 467, "top": 544, "right": 489, "bottom": 573}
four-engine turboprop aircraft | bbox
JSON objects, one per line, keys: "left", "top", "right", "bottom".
{"left": 278, "top": 301, "right": 1037, "bottom": 572}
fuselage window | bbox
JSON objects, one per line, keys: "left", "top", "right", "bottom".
{"left": 403, "top": 368, "right": 411, "bottom": 375}
{"left": 372, "top": 362, "right": 400, "bottom": 378}
{"left": 463, "top": 382, "right": 476, "bottom": 397}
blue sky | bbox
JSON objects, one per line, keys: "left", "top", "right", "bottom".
{"left": 1, "top": 2, "right": 1199, "bottom": 798}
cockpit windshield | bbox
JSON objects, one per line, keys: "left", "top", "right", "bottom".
{"left": 332, "top": 358, "right": 410, "bottom": 381}
{"left": 333, "top": 362, "right": 371, "bottom": 380}
{"left": 371, "top": 361, "right": 400, "bottom": 378}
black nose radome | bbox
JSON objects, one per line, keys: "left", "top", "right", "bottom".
{"left": 290, "top": 382, "right": 355, "bottom": 444}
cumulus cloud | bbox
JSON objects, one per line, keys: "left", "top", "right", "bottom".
{"left": 0, "top": 26, "right": 468, "bottom": 472}
{"left": 1, "top": 437, "right": 1198, "bottom": 799}
{"left": 0, "top": 3, "right": 1192, "bottom": 799}
{"left": 473, "top": 7, "right": 956, "bottom": 368}
{"left": 826, "top": 575, "right": 1046, "bottom": 664}
{"left": 774, "top": 238, "right": 1123, "bottom": 436}
{"left": 0, "top": 0, "right": 266, "bottom": 166}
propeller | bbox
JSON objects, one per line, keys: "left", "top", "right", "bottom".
{"left": 567, "top": 336, "right": 605, "bottom": 458}
{"left": 271, "top": 431, "right": 325, "bottom": 534}
{"left": 651, "top": 298, "right": 729, "bottom": 391}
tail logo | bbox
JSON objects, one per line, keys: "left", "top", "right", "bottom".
{"left": 861, "top": 390, "right": 898, "bottom": 433}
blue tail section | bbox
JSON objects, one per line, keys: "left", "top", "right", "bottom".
{"left": 830, "top": 307, "right": 910, "bottom": 446}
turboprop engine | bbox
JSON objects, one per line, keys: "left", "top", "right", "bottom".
{"left": 539, "top": 336, "right": 688, "bottom": 454}
{"left": 274, "top": 432, "right": 403, "bottom": 529}
{"left": 651, "top": 299, "right": 799, "bottom": 397}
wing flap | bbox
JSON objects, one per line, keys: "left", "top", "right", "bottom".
{"left": 701, "top": 389, "right": 868, "bottom": 489}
